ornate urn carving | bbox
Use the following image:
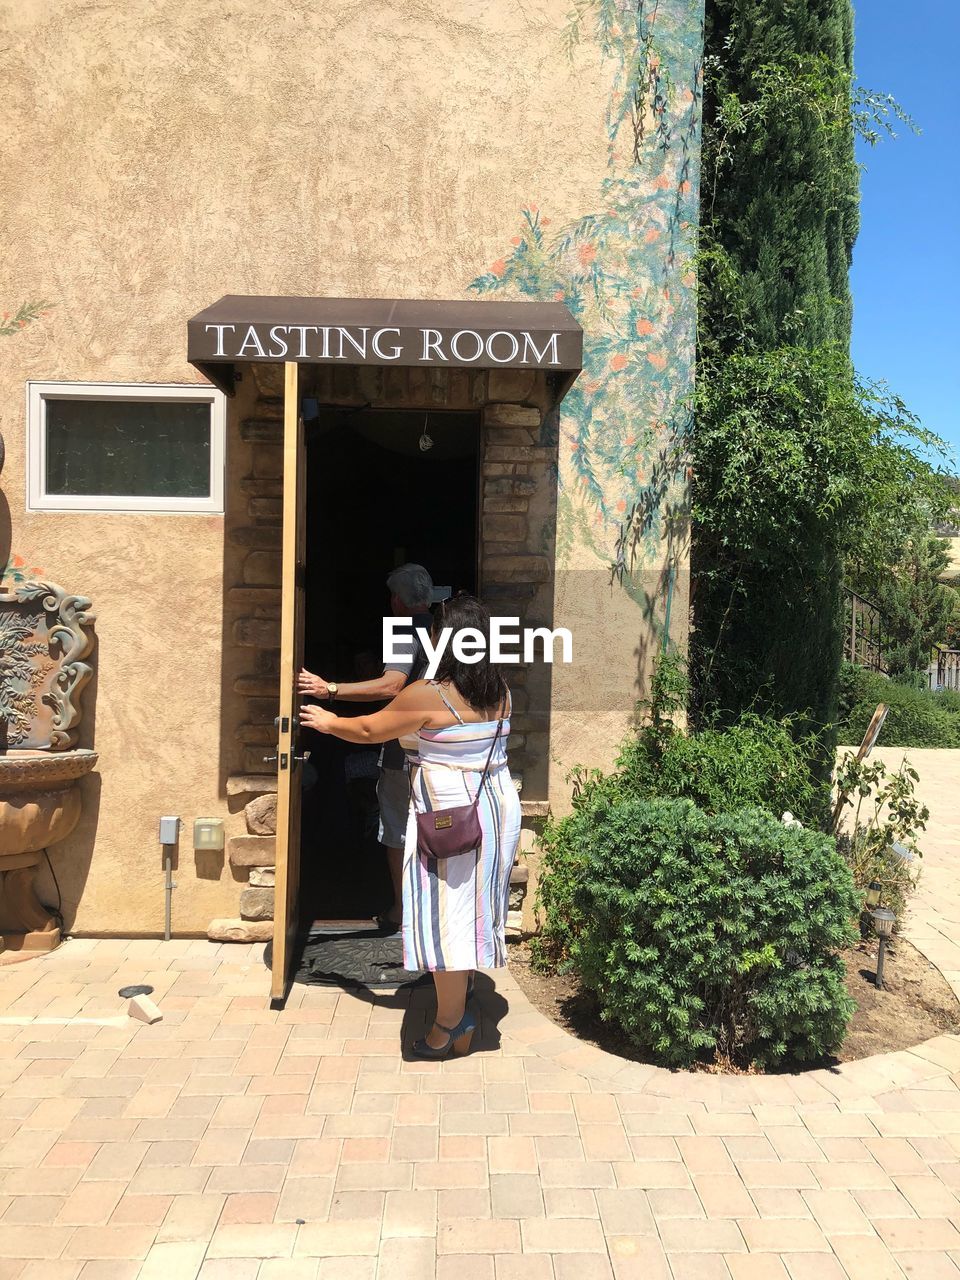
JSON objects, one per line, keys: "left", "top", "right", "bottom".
{"left": 0, "top": 581, "right": 94, "bottom": 751}
{"left": 0, "top": 580, "right": 97, "bottom": 956}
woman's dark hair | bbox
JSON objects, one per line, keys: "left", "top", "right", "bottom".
{"left": 431, "top": 593, "right": 507, "bottom": 712}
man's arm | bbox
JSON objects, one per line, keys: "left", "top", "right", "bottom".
{"left": 298, "top": 613, "right": 421, "bottom": 702}
{"left": 297, "top": 668, "right": 407, "bottom": 702}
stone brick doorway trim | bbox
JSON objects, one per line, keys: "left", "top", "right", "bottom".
{"left": 201, "top": 353, "right": 580, "bottom": 952}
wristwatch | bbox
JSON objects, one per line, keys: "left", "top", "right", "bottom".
{"left": 327, "top": 682, "right": 339, "bottom": 699}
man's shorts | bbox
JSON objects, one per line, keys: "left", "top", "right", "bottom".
{"left": 377, "top": 764, "right": 411, "bottom": 849}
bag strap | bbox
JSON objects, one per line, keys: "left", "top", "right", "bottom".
{"left": 472, "top": 695, "right": 507, "bottom": 807}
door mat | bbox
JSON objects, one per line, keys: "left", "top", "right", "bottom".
{"left": 293, "top": 925, "right": 424, "bottom": 989}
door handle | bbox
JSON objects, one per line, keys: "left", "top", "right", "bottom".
{"left": 263, "top": 754, "right": 278, "bottom": 764}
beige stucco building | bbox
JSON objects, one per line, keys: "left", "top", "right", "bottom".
{"left": 0, "top": 0, "right": 702, "bottom": 992}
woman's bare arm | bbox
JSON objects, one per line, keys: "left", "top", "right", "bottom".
{"left": 299, "top": 680, "right": 438, "bottom": 744}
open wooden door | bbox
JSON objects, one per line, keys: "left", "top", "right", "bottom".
{"left": 270, "top": 362, "right": 307, "bottom": 1006}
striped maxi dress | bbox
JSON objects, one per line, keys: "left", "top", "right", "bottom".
{"left": 401, "top": 685, "right": 521, "bottom": 972}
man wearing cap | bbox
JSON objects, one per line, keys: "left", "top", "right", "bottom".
{"left": 298, "top": 563, "right": 434, "bottom": 931}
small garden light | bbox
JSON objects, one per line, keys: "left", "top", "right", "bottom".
{"left": 872, "top": 907, "right": 894, "bottom": 937}
{"left": 865, "top": 881, "right": 882, "bottom": 908}
{"left": 871, "top": 907, "right": 896, "bottom": 990}
{"left": 888, "top": 840, "right": 914, "bottom": 863}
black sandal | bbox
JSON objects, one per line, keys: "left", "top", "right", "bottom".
{"left": 410, "top": 1010, "right": 478, "bottom": 1060}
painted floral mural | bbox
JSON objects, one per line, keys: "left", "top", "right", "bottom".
{"left": 0, "top": 300, "right": 51, "bottom": 338}
{"left": 2, "top": 555, "right": 46, "bottom": 586}
{"left": 470, "top": 0, "right": 702, "bottom": 582}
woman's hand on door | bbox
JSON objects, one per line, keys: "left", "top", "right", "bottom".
{"left": 298, "top": 669, "right": 330, "bottom": 698}
{"left": 299, "top": 682, "right": 433, "bottom": 745}
{"left": 299, "top": 703, "right": 338, "bottom": 734}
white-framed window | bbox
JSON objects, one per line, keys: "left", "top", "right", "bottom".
{"left": 27, "top": 381, "right": 226, "bottom": 514}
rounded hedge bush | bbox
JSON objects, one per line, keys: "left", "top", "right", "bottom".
{"left": 838, "top": 664, "right": 960, "bottom": 748}
{"left": 539, "top": 797, "right": 858, "bottom": 1069}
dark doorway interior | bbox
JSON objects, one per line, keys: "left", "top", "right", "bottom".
{"left": 297, "top": 407, "right": 481, "bottom": 924}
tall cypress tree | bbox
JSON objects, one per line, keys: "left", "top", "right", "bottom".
{"left": 703, "top": 0, "right": 859, "bottom": 349}
{"left": 692, "top": 0, "right": 860, "bottom": 734}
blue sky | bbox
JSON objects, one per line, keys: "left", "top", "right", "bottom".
{"left": 851, "top": 0, "right": 960, "bottom": 465}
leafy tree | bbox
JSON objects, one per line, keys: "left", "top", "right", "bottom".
{"left": 692, "top": 0, "right": 858, "bottom": 733}
{"left": 691, "top": 0, "right": 952, "bottom": 737}
{"left": 691, "top": 335, "right": 954, "bottom": 728}
{"left": 851, "top": 535, "right": 960, "bottom": 675}
{"left": 700, "top": 1, "right": 859, "bottom": 353}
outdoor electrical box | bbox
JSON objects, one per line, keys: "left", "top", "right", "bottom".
{"left": 193, "top": 818, "right": 224, "bottom": 852}
{"left": 158, "top": 816, "right": 180, "bottom": 846}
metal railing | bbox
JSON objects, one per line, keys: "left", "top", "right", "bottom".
{"left": 932, "top": 646, "right": 960, "bottom": 691}
{"left": 843, "top": 588, "right": 888, "bottom": 674}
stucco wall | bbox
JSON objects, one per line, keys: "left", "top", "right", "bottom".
{"left": 472, "top": 1, "right": 703, "bottom": 802}
{"left": 0, "top": 0, "right": 702, "bottom": 933}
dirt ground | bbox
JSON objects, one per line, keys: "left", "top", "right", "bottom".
{"left": 839, "top": 935, "right": 960, "bottom": 1060}
{"left": 509, "top": 934, "right": 960, "bottom": 1070}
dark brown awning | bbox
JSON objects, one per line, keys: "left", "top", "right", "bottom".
{"left": 187, "top": 295, "right": 583, "bottom": 397}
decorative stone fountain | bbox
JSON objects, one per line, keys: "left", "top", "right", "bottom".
{"left": 0, "top": 580, "right": 97, "bottom": 956}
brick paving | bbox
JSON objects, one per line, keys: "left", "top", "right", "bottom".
{"left": 0, "top": 748, "right": 958, "bottom": 1277}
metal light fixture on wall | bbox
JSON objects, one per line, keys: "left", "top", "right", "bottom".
{"left": 194, "top": 818, "right": 225, "bottom": 852}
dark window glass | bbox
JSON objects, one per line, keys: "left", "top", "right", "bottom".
{"left": 45, "top": 399, "right": 211, "bottom": 498}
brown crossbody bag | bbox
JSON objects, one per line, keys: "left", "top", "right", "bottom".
{"left": 415, "top": 710, "right": 505, "bottom": 860}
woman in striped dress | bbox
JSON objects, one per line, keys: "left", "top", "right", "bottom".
{"left": 300, "top": 595, "right": 520, "bottom": 1059}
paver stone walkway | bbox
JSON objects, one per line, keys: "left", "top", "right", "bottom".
{"left": 0, "top": 747, "right": 957, "bottom": 1279}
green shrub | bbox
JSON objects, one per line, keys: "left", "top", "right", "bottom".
{"left": 890, "top": 669, "right": 931, "bottom": 690}
{"left": 535, "top": 656, "right": 832, "bottom": 978}
{"left": 531, "top": 809, "right": 586, "bottom": 974}
{"left": 933, "top": 687, "right": 960, "bottom": 715}
{"left": 846, "top": 689, "right": 959, "bottom": 748}
{"left": 837, "top": 665, "right": 960, "bottom": 748}
{"left": 539, "top": 797, "right": 858, "bottom": 1069}
{"left": 616, "top": 714, "right": 828, "bottom": 825}
{"left": 567, "top": 655, "right": 829, "bottom": 827}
